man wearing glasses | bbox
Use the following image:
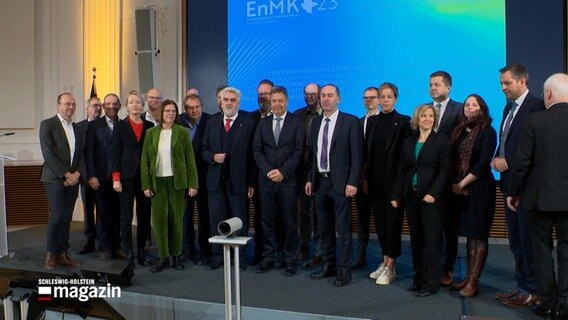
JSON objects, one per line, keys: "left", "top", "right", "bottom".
{"left": 143, "top": 87, "right": 163, "bottom": 126}
{"left": 77, "top": 97, "right": 102, "bottom": 255}
{"left": 353, "top": 86, "right": 380, "bottom": 269}
{"left": 294, "top": 83, "right": 322, "bottom": 266}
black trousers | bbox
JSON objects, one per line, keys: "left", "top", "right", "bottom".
{"left": 405, "top": 189, "right": 443, "bottom": 293}
{"left": 314, "top": 177, "right": 352, "bottom": 270}
{"left": 355, "top": 191, "right": 372, "bottom": 257}
{"left": 441, "top": 191, "right": 459, "bottom": 272}
{"left": 94, "top": 180, "right": 121, "bottom": 251}
{"left": 208, "top": 180, "right": 249, "bottom": 261}
{"left": 183, "top": 186, "right": 212, "bottom": 257}
{"left": 371, "top": 183, "right": 403, "bottom": 258}
{"left": 118, "top": 175, "right": 151, "bottom": 253}
{"left": 503, "top": 192, "right": 537, "bottom": 293}
{"left": 259, "top": 183, "right": 299, "bottom": 262}
{"left": 80, "top": 183, "right": 97, "bottom": 241}
{"left": 526, "top": 210, "right": 568, "bottom": 308}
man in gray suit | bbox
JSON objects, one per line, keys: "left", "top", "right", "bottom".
{"left": 40, "top": 92, "right": 85, "bottom": 270}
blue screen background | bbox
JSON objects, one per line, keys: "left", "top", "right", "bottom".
{"left": 228, "top": 0, "right": 506, "bottom": 125}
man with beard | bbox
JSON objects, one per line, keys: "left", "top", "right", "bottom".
{"left": 295, "top": 83, "right": 322, "bottom": 265}
{"left": 85, "top": 94, "right": 125, "bottom": 260}
{"left": 248, "top": 79, "right": 274, "bottom": 265}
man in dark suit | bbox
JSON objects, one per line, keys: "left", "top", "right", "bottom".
{"left": 353, "top": 86, "right": 380, "bottom": 269}
{"left": 201, "top": 87, "right": 257, "bottom": 270}
{"left": 507, "top": 73, "right": 568, "bottom": 319}
{"left": 247, "top": 79, "right": 274, "bottom": 265}
{"left": 493, "top": 64, "right": 545, "bottom": 308}
{"left": 428, "top": 70, "right": 462, "bottom": 286}
{"left": 85, "top": 93, "right": 124, "bottom": 260}
{"left": 40, "top": 92, "right": 85, "bottom": 270}
{"left": 252, "top": 86, "right": 305, "bottom": 276}
{"left": 76, "top": 97, "right": 101, "bottom": 254}
{"left": 305, "top": 84, "right": 363, "bottom": 287}
{"left": 294, "top": 83, "right": 322, "bottom": 265}
{"left": 178, "top": 93, "right": 212, "bottom": 266}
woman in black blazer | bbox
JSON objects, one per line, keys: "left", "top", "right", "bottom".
{"left": 392, "top": 104, "right": 450, "bottom": 297}
{"left": 449, "top": 94, "right": 497, "bottom": 298}
{"left": 112, "top": 90, "right": 154, "bottom": 267}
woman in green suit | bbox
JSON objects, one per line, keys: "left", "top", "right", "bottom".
{"left": 141, "top": 99, "right": 198, "bottom": 272}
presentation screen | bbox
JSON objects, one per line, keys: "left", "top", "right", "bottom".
{"left": 228, "top": 0, "right": 506, "bottom": 122}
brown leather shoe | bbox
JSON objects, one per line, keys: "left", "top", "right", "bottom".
{"left": 303, "top": 256, "right": 322, "bottom": 268}
{"left": 495, "top": 287, "right": 521, "bottom": 301}
{"left": 440, "top": 270, "right": 453, "bottom": 286}
{"left": 112, "top": 249, "right": 128, "bottom": 260}
{"left": 44, "top": 252, "right": 57, "bottom": 270}
{"left": 502, "top": 292, "right": 539, "bottom": 307}
{"left": 57, "top": 252, "right": 81, "bottom": 267}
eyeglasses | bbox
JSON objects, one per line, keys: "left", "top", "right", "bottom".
{"left": 89, "top": 103, "right": 102, "bottom": 108}
{"left": 363, "top": 96, "right": 377, "bottom": 100}
{"left": 304, "top": 92, "right": 318, "bottom": 96}
{"left": 258, "top": 92, "right": 271, "bottom": 96}
{"left": 147, "top": 96, "right": 162, "bottom": 100}
{"left": 60, "top": 103, "right": 76, "bottom": 107}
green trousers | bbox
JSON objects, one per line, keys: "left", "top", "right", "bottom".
{"left": 152, "top": 177, "right": 186, "bottom": 259}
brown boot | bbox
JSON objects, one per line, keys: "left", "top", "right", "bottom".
{"left": 57, "top": 252, "right": 81, "bottom": 267}
{"left": 451, "top": 239, "right": 475, "bottom": 291}
{"left": 460, "top": 239, "right": 488, "bottom": 298}
{"left": 44, "top": 252, "right": 57, "bottom": 270}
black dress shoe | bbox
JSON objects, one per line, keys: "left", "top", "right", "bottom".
{"left": 334, "top": 270, "right": 352, "bottom": 287}
{"left": 407, "top": 284, "right": 421, "bottom": 292}
{"left": 150, "top": 258, "right": 169, "bottom": 273}
{"left": 137, "top": 249, "right": 151, "bottom": 266}
{"left": 248, "top": 255, "right": 262, "bottom": 266}
{"left": 172, "top": 256, "right": 185, "bottom": 270}
{"left": 284, "top": 262, "right": 297, "bottom": 276}
{"left": 351, "top": 256, "right": 367, "bottom": 270}
{"left": 311, "top": 264, "right": 337, "bottom": 280}
{"left": 198, "top": 256, "right": 210, "bottom": 266}
{"left": 415, "top": 290, "right": 435, "bottom": 297}
{"left": 78, "top": 242, "right": 95, "bottom": 255}
{"left": 530, "top": 301, "right": 554, "bottom": 318}
{"left": 253, "top": 259, "right": 275, "bottom": 274}
{"left": 206, "top": 260, "right": 223, "bottom": 271}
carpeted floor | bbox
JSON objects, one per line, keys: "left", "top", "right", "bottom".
{"left": 1, "top": 222, "right": 543, "bottom": 319}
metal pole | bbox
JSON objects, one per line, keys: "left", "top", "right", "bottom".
{"left": 234, "top": 245, "right": 242, "bottom": 320}
{"left": 223, "top": 244, "right": 232, "bottom": 320}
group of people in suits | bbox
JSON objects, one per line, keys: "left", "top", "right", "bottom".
{"left": 39, "top": 65, "right": 568, "bottom": 317}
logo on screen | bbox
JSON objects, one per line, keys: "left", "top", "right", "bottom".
{"left": 246, "top": 0, "right": 337, "bottom": 21}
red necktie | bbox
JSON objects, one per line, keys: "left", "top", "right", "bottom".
{"left": 224, "top": 118, "right": 232, "bottom": 133}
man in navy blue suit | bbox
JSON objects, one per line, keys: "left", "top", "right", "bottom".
{"left": 428, "top": 70, "right": 462, "bottom": 286}
{"left": 493, "top": 64, "right": 545, "bottom": 308}
{"left": 85, "top": 93, "right": 124, "bottom": 260}
{"left": 201, "top": 87, "right": 257, "bottom": 270}
{"left": 252, "top": 86, "right": 305, "bottom": 276}
{"left": 507, "top": 73, "right": 568, "bottom": 319}
{"left": 179, "top": 93, "right": 212, "bottom": 265}
{"left": 305, "top": 84, "right": 363, "bottom": 286}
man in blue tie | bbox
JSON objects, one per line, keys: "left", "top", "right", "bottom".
{"left": 252, "top": 86, "right": 305, "bottom": 275}
{"left": 492, "top": 64, "right": 544, "bottom": 308}
{"left": 305, "top": 84, "right": 363, "bottom": 286}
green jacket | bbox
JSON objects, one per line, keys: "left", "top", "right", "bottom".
{"left": 141, "top": 123, "right": 198, "bottom": 191}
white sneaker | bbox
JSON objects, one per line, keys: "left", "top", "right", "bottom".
{"left": 369, "top": 263, "right": 385, "bottom": 279}
{"left": 375, "top": 267, "right": 396, "bottom": 285}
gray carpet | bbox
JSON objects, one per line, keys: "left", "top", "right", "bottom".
{"left": 2, "top": 222, "right": 543, "bottom": 319}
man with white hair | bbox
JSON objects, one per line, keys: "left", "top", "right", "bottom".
{"left": 507, "top": 73, "right": 568, "bottom": 319}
